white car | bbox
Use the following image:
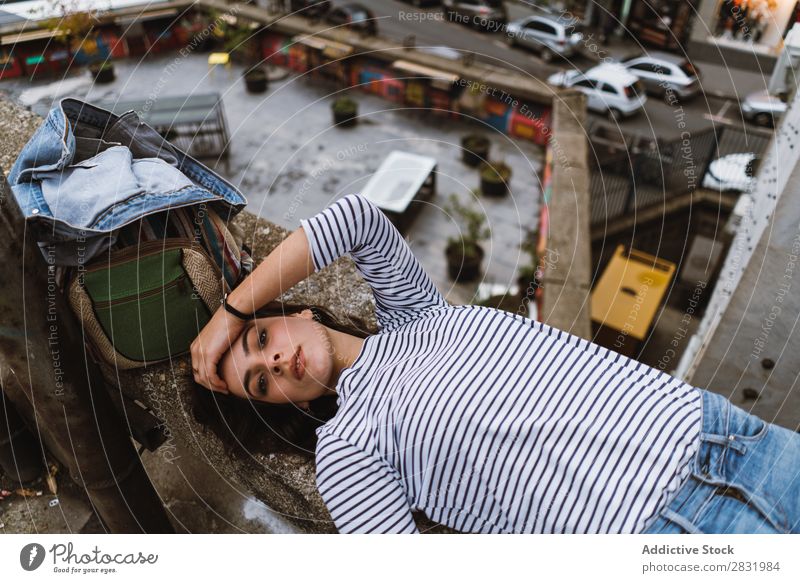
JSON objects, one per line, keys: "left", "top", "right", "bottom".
{"left": 505, "top": 14, "right": 584, "bottom": 62}
{"left": 702, "top": 152, "right": 757, "bottom": 193}
{"left": 741, "top": 90, "right": 787, "bottom": 127}
{"left": 619, "top": 52, "right": 701, "bottom": 99}
{"left": 547, "top": 64, "right": 647, "bottom": 121}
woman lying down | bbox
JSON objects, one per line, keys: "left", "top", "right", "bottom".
{"left": 191, "top": 193, "right": 800, "bottom": 534}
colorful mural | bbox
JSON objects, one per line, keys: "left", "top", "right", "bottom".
{"left": 535, "top": 145, "right": 554, "bottom": 321}
{"left": 262, "top": 33, "right": 289, "bottom": 67}
{"left": 0, "top": 51, "right": 22, "bottom": 80}
{"left": 0, "top": 10, "right": 553, "bottom": 144}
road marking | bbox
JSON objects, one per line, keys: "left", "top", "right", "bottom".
{"left": 703, "top": 100, "right": 735, "bottom": 124}
{"left": 703, "top": 113, "right": 729, "bottom": 123}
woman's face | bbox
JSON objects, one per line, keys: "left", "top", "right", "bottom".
{"left": 218, "top": 309, "right": 336, "bottom": 406}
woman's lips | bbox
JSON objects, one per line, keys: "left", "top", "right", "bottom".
{"left": 294, "top": 347, "right": 305, "bottom": 380}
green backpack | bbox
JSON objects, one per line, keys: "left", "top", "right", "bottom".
{"left": 68, "top": 206, "right": 251, "bottom": 369}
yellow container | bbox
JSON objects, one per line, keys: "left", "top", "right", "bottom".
{"left": 591, "top": 245, "right": 676, "bottom": 351}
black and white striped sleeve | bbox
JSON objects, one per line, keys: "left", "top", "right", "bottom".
{"left": 300, "top": 193, "right": 448, "bottom": 331}
{"left": 315, "top": 433, "right": 419, "bottom": 534}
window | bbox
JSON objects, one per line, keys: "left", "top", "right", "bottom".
{"left": 630, "top": 61, "right": 669, "bottom": 75}
{"left": 527, "top": 20, "right": 556, "bottom": 35}
{"left": 628, "top": 62, "right": 652, "bottom": 72}
{"left": 624, "top": 81, "right": 645, "bottom": 98}
{"left": 573, "top": 78, "right": 597, "bottom": 90}
{"left": 601, "top": 83, "right": 618, "bottom": 95}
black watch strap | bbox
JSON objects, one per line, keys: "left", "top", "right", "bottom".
{"left": 222, "top": 293, "right": 254, "bottom": 321}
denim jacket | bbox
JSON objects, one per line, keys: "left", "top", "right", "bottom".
{"left": 8, "top": 98, "right": 247, "bottom": 265}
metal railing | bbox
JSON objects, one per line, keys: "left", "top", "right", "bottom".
{"left": 588, "top": 123, "right": 773, "bottom": 226}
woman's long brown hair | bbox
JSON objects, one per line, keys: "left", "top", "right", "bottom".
{"left": 190, "top": 301, "right": 373, "bottom": 458}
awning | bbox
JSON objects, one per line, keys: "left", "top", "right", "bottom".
{"left": 1, "top": 29, "right": 59, "bottom": 46}
{"left": 391, "top": 59, "right": 459, "bottom": 90}
{"left": 114, "top": 8, "right": 178, "bottom": 26}
{"left": 293, "top": 35, "right": 353, "bottom": 60}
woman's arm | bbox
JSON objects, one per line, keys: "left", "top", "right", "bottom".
{"left": 190, "top": 226, "right": 315, "bottom": 392}
{"left": 316, "top": 433, "right": 419, "bottom": 533}
{"left": 300, "top": 193, "right": 448, "bottom": 331}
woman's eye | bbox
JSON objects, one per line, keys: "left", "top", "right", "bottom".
{"left": 258, "top": 375, "right": 267, "bottom": 396}
{"left": 259, "top": 330, "right": 267, "bottom": 348}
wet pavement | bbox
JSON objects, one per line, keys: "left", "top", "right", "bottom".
{"left": 1, "top": 438, "right": 296, "bottom": 534}
{"left": 1, "top": 52, "right": 544, "bottom": 306}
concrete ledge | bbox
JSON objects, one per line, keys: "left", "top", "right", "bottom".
{"left": 541, "top": 91, "right": 592, "bottom": 340}
{"left": 0, "top": 97, "right": 454, "bottom": 533}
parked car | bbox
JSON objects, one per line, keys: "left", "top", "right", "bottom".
{"left": 289, "top": 0, "right": 331, "bottom": 18}
{"left": 741, "top": 89, "right": 788, "bottom": 127}
{"left": 442, "top": 0, "right": 507, "bottom": 31}
{"left": 619, "top": 52, "right": 700, "bottom": 99}
{"left": 702, "top": 152, "right": 758, "bottom": 193}
{"left": 505, "top": 14, "right": 584, "bottom": 62}
{"left": 547, "top": 64, "right": 647, "bottom": 121}
{"left": 326, "top": 3, "right": 378, "bottom": 35}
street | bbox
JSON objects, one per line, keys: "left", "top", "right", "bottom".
{"left": 360, "top": 0, "right": 770, "bottom": 140}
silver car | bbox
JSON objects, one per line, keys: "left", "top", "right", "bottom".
{"left": 505, "top": 14, "right": 583, "bottom": 62}
{"left": 620, "top": 52, "right": 700, "bottom": 99}
{"left": 741, "top": 90, "right": 788, "bottom": 127}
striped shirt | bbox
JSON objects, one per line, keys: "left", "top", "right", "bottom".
{"left": 300, "top": 193, "right": 703, "bottom": 534}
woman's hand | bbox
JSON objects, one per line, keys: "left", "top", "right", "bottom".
{"left": 190, "top": 306, "right": 247, "bottom": 393}
{"left": 191, "top": 224, "right": 316, "bottom": 391}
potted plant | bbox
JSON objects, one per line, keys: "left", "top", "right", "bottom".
{"left": 444, "top": 193, "right": 490, "bottom": 283}
{"left": 332, "top": 96, "right": 359, "bottom": 127}
{"left": 479, "top": 161, "right": 512, "bottom": 197}
{"left": 40, "top": 1, "right": 113, "bottom": 81}
{"left": 88, "top": 60, "right": 115, "bottom": 84}
{"left": 221, "top": 17, "right": 269, "bottom": 94}
{"left": 243, "top": 65, "right": 269, "bottom": 93}
{"left": 516, "top": 226, "right": 541, "bottom": 301}
{"left": 461, "top": 134, "right": 490, "bottom": 167}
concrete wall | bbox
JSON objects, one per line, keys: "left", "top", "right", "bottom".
{"left": 678, "top": 78, "right": 800, "bottom": 430}
{"left": 539, "top": 91, "right": 593, "bottom": 340}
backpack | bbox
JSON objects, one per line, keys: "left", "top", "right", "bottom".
{"left": 66, "top": 205, "right": 252, "bottom": 369}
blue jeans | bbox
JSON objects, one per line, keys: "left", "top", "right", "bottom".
{"left": 642, "top": 388, "right": 800, "bottom": 533}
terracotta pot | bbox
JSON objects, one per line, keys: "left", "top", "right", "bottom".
{"left": 333, "top": 109, "right": 357, "bottom": 126}
{"left": 479, "top": 162, "right": 512, "bottom": 197}
{"left": 244, "top": 68, "right": 269, "bottom": 93}
{"left": 461, "top": 135, "right": 490, "bottom": 167}
{"left": 332, "top": 99, "right": 358, "bottom": 127}
{"left": 89, "top": 62, "right": 115, "bottom": 84}
{"left": 446, "top": 241, "right": 484, "bottom": 283}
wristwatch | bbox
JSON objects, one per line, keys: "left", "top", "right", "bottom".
{"left": 221, "top": 292, "right": 253, "bottom": 321}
